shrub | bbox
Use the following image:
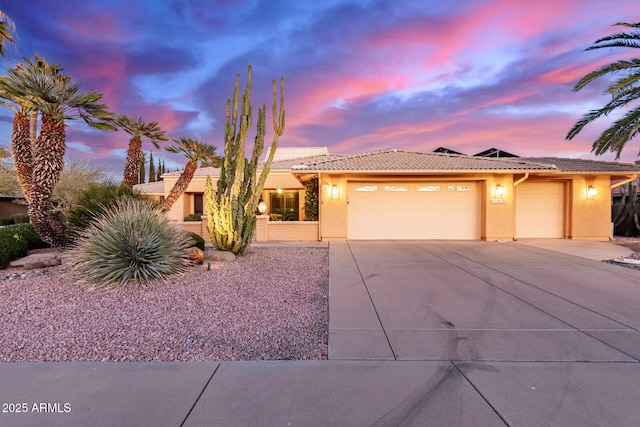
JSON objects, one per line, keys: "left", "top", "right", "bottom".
{"left": 183, "top": 213, "right": 202, "bottom": 221}
{"left": 0, "top": 233, "right": 28, "bottom": 269}
{"left": 67, "top": 199, "right": 193, "bottom": 290}
{"left": 269, "top": 213, "right": 284, "bottom": 221}
{"left": 0, "top": 223, "right": 49, "bottom": 250}
{"left": 66, "top": 181, "right": 148, "bottom": 234}
{"left": 0, "top": 217, "right": 13, "bottom": 226}
{"left": 186, "top": 231, "right": 205, "bottom": 250}
{"left": 10, "top": 213, "right": 29, "bottom": 224}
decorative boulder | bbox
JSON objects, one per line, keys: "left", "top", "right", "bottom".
{"left": 204, "top": 249, "right": 237, "bottom": 262}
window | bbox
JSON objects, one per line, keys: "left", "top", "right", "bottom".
{"left": 270, "top": 191, "right": 299, "bottom": 221}
{"left": 417, "top": 185, "right": 440, "bottom": 192}
{"left": 355, "top": 185, "right": 378, "bottom": 192}
{"left": 384, "top": 185, "right": 408, "bottom": 192}
{"left": 193, "top": 194, "right": 203, "bottom": 214}
{"left": 447, "top": 185, "right": 472, "bottom": 192}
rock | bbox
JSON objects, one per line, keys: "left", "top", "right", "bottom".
{"left": 23, "top": 258, "right": 60, "bottom": 270}
{"left": 204, "top": 249, "right": 237, "bottom": 262}
{"left": 11, "top": 253, "right": 61, "bottom": 269}
{"left": 186, "top": 247, "right": 204, "bottom": 264}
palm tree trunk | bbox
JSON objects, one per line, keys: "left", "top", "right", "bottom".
{"left": 160, "top": 161, "right": 197, "bottom": 213}
{"left": 122, "top": 137, "right": 142, "bottom": 189}
{"left": 29, "top": 115, "right": 67, "bottom": 246}
{"left": 11, "top": 112, "right": 32, "bottom": 202}
{"left": 30, "top": 110, "right": 38, "bottom": 145}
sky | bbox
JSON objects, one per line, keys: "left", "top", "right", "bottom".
{"left": 1, "top": 0, "right": 639, "bottom": 175}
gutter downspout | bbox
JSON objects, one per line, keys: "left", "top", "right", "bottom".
{"left": 610, "top": 174, "right": 638, "bottom": 190}
{"left": 513, "top": 172, "right": 529, "bottom": 187}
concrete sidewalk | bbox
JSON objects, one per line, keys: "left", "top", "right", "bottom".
{"left": 2, "top": 240, "right": 640, "bottom": 426}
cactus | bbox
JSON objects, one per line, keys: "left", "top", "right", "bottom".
{"left": 205, "top": 66, "right": 285, "bottom": 255}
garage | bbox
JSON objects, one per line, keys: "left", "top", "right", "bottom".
{"left": 515, "top": 181, "right": 564, "bottom": 238}
{"left": 347, "top": 182, "right": 480, "bottom": 239}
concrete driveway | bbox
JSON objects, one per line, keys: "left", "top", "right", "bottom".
{"left": 328, "top": 240, "right": 640, "bottom": 425}
{"left": 2, "top": 240, "right": 640, "bottom": 427}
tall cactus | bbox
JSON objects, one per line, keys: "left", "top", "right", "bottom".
{"left": 205, "top": 66, "right": 285, "bottom": 255}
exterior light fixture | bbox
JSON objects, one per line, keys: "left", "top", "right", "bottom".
{"left": 331, "top": 184, "right": 339, "bottom": 198}
{"left": 277, "top": 188, "right": 283, "bottom": 194}
{"left": 495, "top": 184, "right": 505, "bottom": 198}
{"left": 258, "top": 200, "right": 267, "bottom": 214}
{"left": 587, "top": 185, "right": 597, "bottom": 199}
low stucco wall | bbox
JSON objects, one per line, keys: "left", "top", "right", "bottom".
{"left": 268, "top": 221, "right": 319, "bottom": 241}
{"left": 174, "top": 218, "right": 319, "bottom": 243}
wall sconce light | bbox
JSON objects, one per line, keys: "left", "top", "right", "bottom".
{"left": 495, "top": 184, "right": 505, "bottom": 198}
{"left": 258, "top": 200, "right": 267, "bottom": 214}
{"left": 587, "top": 185, "right": 597, "bottom": 199}
{"left": 331, "top": 184, "right": 339, "bottom": 198}
{"left": 277, "top": 188, "right": 283, "bottom": 195}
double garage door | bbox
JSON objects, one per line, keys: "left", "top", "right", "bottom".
{"left": 347, "top": 182, "right": 480, "bottom": 239}
{"left": 346, "top": 181, "right": 564, "bottom": 240}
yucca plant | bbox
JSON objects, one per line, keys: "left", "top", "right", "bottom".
{"left": 67, "top": 198, "right": 194, "bottom": 291}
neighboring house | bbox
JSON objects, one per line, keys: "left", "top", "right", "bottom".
{"left": 136, "top": 147, "right": 640, "bottom": 242}
{"left": 0, "top": 193, "right": 27, "bottom": 219}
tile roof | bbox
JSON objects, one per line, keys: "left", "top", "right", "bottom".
{"left": 291, "top": 150, "right": 558, "bottom": 172}
{"left": 263, "top": 146, "right": 330, "bottom": 161}
{"left": 132, "top": 181, "right": 165, "bottom": 193}
{"left": 519, "top": 157, "right": 640, "bottom": 173}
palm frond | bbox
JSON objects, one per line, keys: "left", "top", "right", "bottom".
{"left": 607, "top": 72, "right": 640, "bottom": 98}
{"left": 591, "top": 107, "right": 640, "bottom": 158}
{"left": 573, "top": 59, "right": 640, "bottom": 91}
{"left": 111, "top": 114, "right": 168, "bottom": 147}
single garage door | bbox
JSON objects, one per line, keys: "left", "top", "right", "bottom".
{"left": 347, "top": 182, "right": 480, "bottom": 239}
{"left": 516, "top": 181, "right": 564, "bottom": 238}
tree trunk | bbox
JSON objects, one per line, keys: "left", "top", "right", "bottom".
{"left": 160, "top": 161, "right": 197, "bottom": 213}
{"left": 29, "top": 115, "right": 67, "bottom": 246}
{"left": 30, "top": 110, "right": 38, "bottom": 145}
{"left": 122, "top": 137, "right": 142, "bottom": 189}
{"left": 11, "top": 113, "right": 32, "bottom": 202}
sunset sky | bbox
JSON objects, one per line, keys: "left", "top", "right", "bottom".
{"left": 1, "top": 0, "right": 639, "bottom": 174}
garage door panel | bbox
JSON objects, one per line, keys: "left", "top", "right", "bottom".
{"left": 347, "top": 182, "right": 479, "bottom": 240}
{"left": 516, "top": 182, "right": 564, "bottom": 238}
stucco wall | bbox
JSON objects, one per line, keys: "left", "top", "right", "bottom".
{"left": 482, "top": 174, "right": 516, "bottom": 241}
{"left": 568, "top": 175, "right": 612, "bottom": 240}
{"left": 319, "top": 174, "right": 348, "bottom": 239}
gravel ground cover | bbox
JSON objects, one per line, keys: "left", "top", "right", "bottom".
{"left": 0, "top": 246, "right": 329, "bottom": 362}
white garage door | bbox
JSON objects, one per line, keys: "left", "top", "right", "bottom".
{"left": 516, "top": 182, "right": 564, "bottom": 238}
{"left": 347, "top": 182, "right": 480, "bottom": 239}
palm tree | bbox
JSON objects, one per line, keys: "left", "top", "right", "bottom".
{"left": 567, "top": 22, "right": 640, "bottom": 159}
{"left": 0, "top": 55, "right": 62, "bottom": 202}
{"left": 111, "top": 114, "right": 168, "bottom": 188}
{"left": 160, "top": 137, "right": 219, "bottom": 213}
{"left": 0, "top": 11, "right": 16, "bottom": 57}
{"left": 1, "top": 64, "right": 114, "bottom": 245}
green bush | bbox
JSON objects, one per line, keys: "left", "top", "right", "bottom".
{"left": 67, "top": 199, "right": 193, "bottom": 290}
{"left": 66, "top": 181, "right": 148, "bottom": 234}
{"left": 0, "top": 217, "right": 13, "bottom": 226}
{"left": 0, "top": 223, "right": 49, "bottom": 250}
{"left": 0, "top": 233, "right": 28, "bottom": 269}
{"left": 10, "top": 213, "right": 29, "bottom": 224}
{"left": 186, "top": 231, "right": 205, "bottom": 250}
{"left": 183, "top": 213, "right": 202, "bottom": 221}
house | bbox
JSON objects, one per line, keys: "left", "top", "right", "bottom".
{"left": 0, "top": 193, "right": 27, "bottom": 219}
{"left": 136, "top": 147, "right": 640, "bottom": 242}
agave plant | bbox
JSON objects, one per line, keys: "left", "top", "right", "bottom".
{"left": 67, "top": 198, "right": 194, "bottom": 290}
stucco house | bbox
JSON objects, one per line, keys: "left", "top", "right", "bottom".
{"left": 136, "top": 147, "right": 640, "bottom": 242}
